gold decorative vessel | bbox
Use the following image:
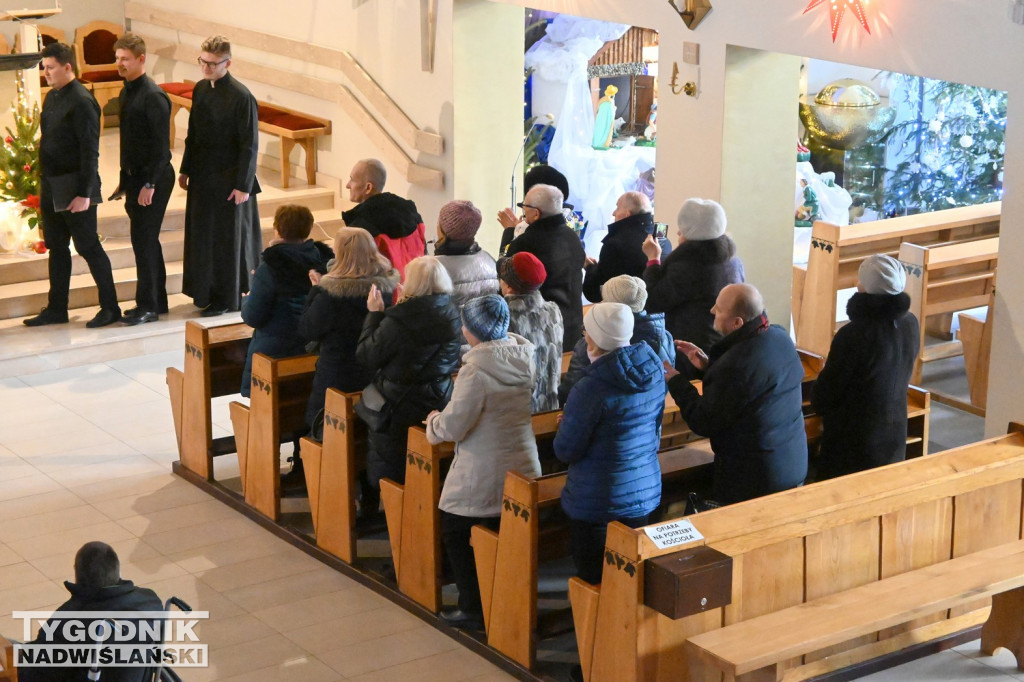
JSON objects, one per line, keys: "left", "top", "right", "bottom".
{"left": 799, "top": 78, "right": 895, "bottom": 150}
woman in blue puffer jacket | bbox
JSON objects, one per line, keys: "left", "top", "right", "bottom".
{"left": 554, "top": 302, "right": 665, "bottom": 585}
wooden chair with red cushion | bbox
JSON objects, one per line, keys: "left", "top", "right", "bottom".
{"left": 73, "top": 20, "right": 124, "bottom": 127}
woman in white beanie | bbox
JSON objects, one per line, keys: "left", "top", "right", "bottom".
{"left": 554, "top": 302, "right": 665, "bottom": 585}
{"left": 811, "top": 254, "right": 919, "bottom": 480}
{"left": 641, "top": 198, "right": 745, "bottom": 373}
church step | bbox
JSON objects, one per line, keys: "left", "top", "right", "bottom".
{"left": 92, "top": 185, "right": 337, "bottom": 239}
{"left": 0, "top": 211, "right": 342, "bottom": 288}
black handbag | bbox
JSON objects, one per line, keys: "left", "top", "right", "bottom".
{"left": 354, "top": 382, "right": 392, "bottom": 432}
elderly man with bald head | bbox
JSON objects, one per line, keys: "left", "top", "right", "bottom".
{"left": 666, "top": 283, "right": 807, "bottom": 506}
{"left": 341, "top": 158, "right": 426, "bottom": 277}
{"left": 502, "top": 183, "right": 586, "bottom": 351}
{"left": 582, "top": 191, "right": 659, "bottom": 303}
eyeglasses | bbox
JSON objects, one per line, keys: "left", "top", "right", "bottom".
{"left": 197, "top": 57, "right": 229, "bottom": 68}
{"left": 516, "top": 202, "right": 539, "bottom": 211}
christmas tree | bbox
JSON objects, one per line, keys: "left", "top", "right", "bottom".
{"left": 883, "top": 74, "right": 1006, "bottom": 216}
{"left": 0, "top": 72, "right": 41, "bottom": 229}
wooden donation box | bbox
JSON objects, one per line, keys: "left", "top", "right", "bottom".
{"left": 643, "top": 546, "right": 732, "bottom": 619}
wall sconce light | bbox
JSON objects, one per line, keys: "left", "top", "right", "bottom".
{"left": 670, "top": 0, "right": 713, "bottom": 30}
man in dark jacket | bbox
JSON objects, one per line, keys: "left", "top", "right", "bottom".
{"left": 341, "top": 158, "right": 426, "bottom": 277}
{"left": 642, "top": 198, "right": 745, "bottom": 370}
{"left": 503, "top": 183, "right": 586, "bottom": 351}
{"left": 17, "top": 542, "right": 164, "bottom": 682}
{"left": 25, "top": 42, "right": 120, "bottom": 329}
{"left": 812, "top": 255, "right": 919, "bottom": 479}
{"left": 582, "top": 191, "right": 655, "bottom": 302}
{"left": 111, "top": 33, "right": 174, "bottom": 325}
{"left": 667, "top": 283, "right": 807, "bottom": 505}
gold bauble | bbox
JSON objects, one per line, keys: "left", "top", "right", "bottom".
{"left": 799, "top": 78, "right": 895, "bottom": 150}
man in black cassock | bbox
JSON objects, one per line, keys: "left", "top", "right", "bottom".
{"left": 111, "top": 33, "right": 174, "bottom": 325}
{"left": 178, "top": 35, "right": 261, "bottom": 317}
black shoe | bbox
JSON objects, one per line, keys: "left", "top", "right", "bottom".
{"left": 122, "top": 311, "right": 158, "bottom": 325}
{"left": 440, "top": 609, "right": 484, "bottom": 631}
{"left": 122, "top": 306, "right": 142, "bottom": 318}
{"left": 86, "top": 308, "right": 123, "bottom": 328}
{"left": 280, "top": 457, "right": 306, "bottom": 497}
{"left": 200, "top": 305, "right": 228, "bottom": 318}
{"left": 23, "top": 307, "right": 69, "bottom": 326}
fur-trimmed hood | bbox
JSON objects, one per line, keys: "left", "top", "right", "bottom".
{"left": 846, "top": 292, "right": 912, "bottom": 322}
{"left": 665, "top": 234, "right": 736, "bottom": 266}
{"left": 316, "top": 271, "right": 399, "bottom": 299}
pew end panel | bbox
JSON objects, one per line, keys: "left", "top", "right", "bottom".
{"left": 312, "top": 389, "right": 365, "bottom": 563}
{"left": 167, "top": 367, "right": 184, "bottom": 453}
{"left": 228, "top": 401, "right": 250, "bottom": 490}
{"left": 300, "top": 436, "right": 323, "bottom": 529}
{"left": 957, "top": 309, "right": 992, "bottom": 410}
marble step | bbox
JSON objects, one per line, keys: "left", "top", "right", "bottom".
{"left": 0, "top": 210, "right": 342, "bottom": 287}
{"left": 93, "top": 185, "right": 338, "bottom": 238}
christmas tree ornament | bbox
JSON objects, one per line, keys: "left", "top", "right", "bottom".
{"left": 804, "top": 0, "right": 873, "bottom": 42}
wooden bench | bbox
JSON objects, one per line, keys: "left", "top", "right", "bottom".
{"left": 166, "top": 321, "right": 252, "bottom": 480}
{"left": 899, "top": 237, "right": 998, "bottom": 384}
{"left": 959, "top": 309, "right": 992, "bottom": 410}
{"left": 298, "top": 388, "right": 367, "bottom": 564}
{"left": 792, "top": 202, "right": 999, "bottom": 357}
{"left": 0, "top": 632, "right": 14, "bottom": 681}
{"left": 569, "top": 423, "right": 1024, "bottom": 682}
{"left": 227, "top": 353, "right": 318, "bottom": 521}
{"left": 475, "top": 441, "right": 716, "bottom": 669}
{"left": 686, "top": 538, "right": 1024, "bottom": 681}
{"left": 381, "top": 411, "right": 563, "bottom": 612}
{"left": 160, "top": 81, "right": 332, "bottom": 189}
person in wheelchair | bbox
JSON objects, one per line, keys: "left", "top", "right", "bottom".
{"left": 18, "top": 541, "right": 164, "bottom": 682}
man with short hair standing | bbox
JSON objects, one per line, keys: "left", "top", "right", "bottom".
{"left": 24, "top": 42, "right": 120, "bottom": 328}
{"left": 111, "top": 33, "right": 174, "bottom": 325}
{"left": 503, "top": 183, "right": 586, "bottom": 351}
{"left": 179, "top": 35, "right": 261, "bottom": 317}
{"left": 582, "top": 190, "right": 656, "bottom": 302}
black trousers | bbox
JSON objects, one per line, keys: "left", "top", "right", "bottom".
{"left": 440, "top": 511, "right": 500, "bottom": 615}
{"left": 40, "top": 182, "right": 118, "bottom": 313}
{"left": 124, "top": 165, "right": 174, "bottom": 313}
{"left": 569, "top": 514, "right": 651, "bottom": 585}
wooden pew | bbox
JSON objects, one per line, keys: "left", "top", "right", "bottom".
{"left": 0, "top": 632, "right": 15, "bottom": 681}
{"left": 381, "top": 411, "right": 562, "bottom": 612}
{"left": 793, "top": 202, "right": 999, "bottom": 357}
{"left": 299, "top": 388, "right": 366, "bottom": 564}
{"left": 227, "top": 353, "right": 318, "bottom": 521}
{"left": 959, "top": 309, "right": 992, "bottom": 410}
{"left": 899, "top": 237, "right": 998, "bottom": 383}
{"left": 474, "top": 442, "right": 716, "bottom": 670}
{"left": 686, "top": 538, "right": 1024, "bottom": 681}
{"left": 569, "top": 423, "right": 1024, "bottom": 682}
{"left": 166, "top": 321, "right": 252, "bottom": 480}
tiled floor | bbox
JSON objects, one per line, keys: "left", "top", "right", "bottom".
{"left": 0, "top": 350, "right": 514, "bottom": 681}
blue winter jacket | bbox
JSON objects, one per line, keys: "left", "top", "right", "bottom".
{"left": 555, "top": 342, "right": 666, "bottom": 523}
{"left": 558, "top": 311, "right": 675, "bottom": 404}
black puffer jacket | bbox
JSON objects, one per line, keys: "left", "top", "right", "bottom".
{"left": 299, "top": 271, "right": 400, "bottom": 425}
{"left": 504, "top": 213, "right": 586, "bottom": 351}
{"left": 812, "top": 292, "right": 920, "bottom": 479}
{"left": 643, "top": 236, "right": 745, "bottom": 364}
{"left": 582, "top": 212, "right": 653, "bottom": 302}
{"left": 356, "top": 293, "right": 462, "bottom": 422}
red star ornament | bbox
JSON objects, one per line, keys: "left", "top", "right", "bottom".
{"left": 804, "top": 0, "right": 872, "bottom": 42}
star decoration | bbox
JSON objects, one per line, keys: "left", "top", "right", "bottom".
{"left": 804, "top": 0, "right": 872, "bottom": 42}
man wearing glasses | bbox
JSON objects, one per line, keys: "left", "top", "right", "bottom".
{"left": 178, "top": 35, "right": 262, "bottom": 317}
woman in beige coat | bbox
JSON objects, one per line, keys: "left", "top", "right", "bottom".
{"left": 425, "top": 294, "right": 542, "bottom": 630}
